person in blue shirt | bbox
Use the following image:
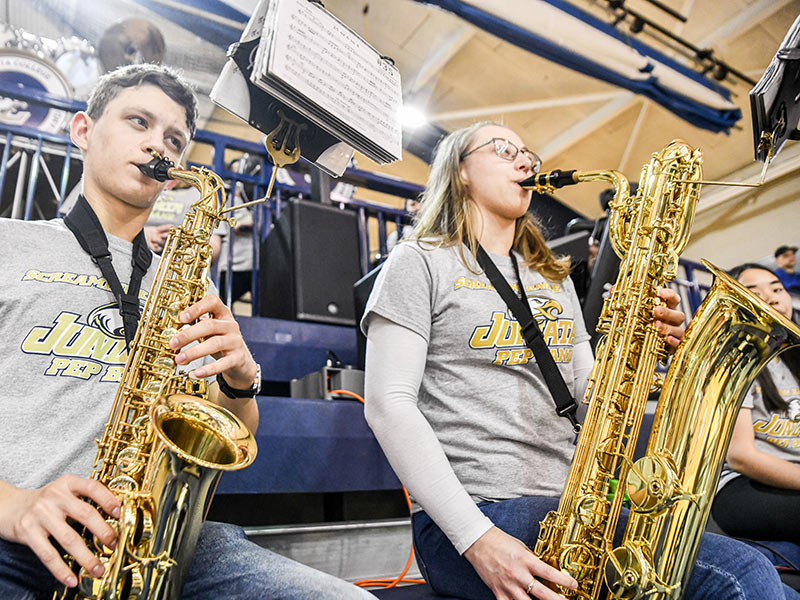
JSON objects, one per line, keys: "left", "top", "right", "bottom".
{"left": 774, "top": 245, "right": 800, "bottom": 296}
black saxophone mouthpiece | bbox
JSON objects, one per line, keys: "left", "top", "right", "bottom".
{"left": 138, "top": 153, "right": 175, "bottom": 182}
{"left": 519, "top": 169, "right": 579, "bottom": 190}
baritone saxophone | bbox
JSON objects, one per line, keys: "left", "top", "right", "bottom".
{"left": 521, "top": 140, "right": 800, "bottom": 599}
{"left": 56, "top": 153, "right": 258, "bottom": 600}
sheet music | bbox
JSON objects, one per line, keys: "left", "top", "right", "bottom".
{"left": 750, "top": 13, "right": 800, "bottom": 161}
{"left": 240, "top": 0, "right": 271, "bottom": 44}
{"left": 252, "top": 0, "right": 402, "bottom": 162}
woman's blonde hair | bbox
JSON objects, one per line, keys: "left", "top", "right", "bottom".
{"left": 409, "top": 121, "right": 571, "bottom": 282}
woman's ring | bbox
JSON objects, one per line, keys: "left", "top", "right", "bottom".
{"left": 526, "top": 579, "right": 535, "bottom": 595}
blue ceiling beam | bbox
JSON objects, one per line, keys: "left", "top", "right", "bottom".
{"left": 417, "top": 0, "right": 741, "bottom": 133}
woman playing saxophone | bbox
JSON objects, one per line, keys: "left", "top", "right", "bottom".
{"left": 362, "top": 121, "right": 798, "bottom": 600}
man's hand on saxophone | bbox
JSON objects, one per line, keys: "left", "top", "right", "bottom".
{"left": 169, "top": 293, "right": 260, "bottom": 433}
{"left": 0, "top": 477, "right": 120, "bottom": 588}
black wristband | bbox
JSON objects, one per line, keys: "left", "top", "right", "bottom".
{"left": 216, "top": 364, "right": 261, "bottom": 398}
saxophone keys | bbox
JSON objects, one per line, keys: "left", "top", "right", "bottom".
{"left": 559, "top": 543, "right": 599, "bottom": 583}
{"left": 168, "top": 302, "right": 182, "bottom": 320}
{"left": 650, "top": 372, "right": 664, "bottom": 392}
{"left": 194, "top": 228, "right": 210, "bottom": 243}
{"left": 116, "top": 447, "right": 146, "bottom": 476}
{"left": 604, "top": 542, "right": 678, "bottom": 599}
{"left": 161, "top": 328, "right": 178, "bottom": 348}
{"left": 143, "top": 380, "right": 165, "bottom": 400}
{"left": 153, "top": 357, "right": 174, "bottom": 374}
{"left": 625, "top": 455, "right": 679, "bottom": 513}
{"left": 100, "top": 499, "right": 146, "bottom": 599}
{"left": 76, "top": 564, "right": 106, "bottom": 596}
{"left": 95, "top": 519, "right": 120, "bottom": 554}
{"left": 574, "top": 493, "right": 609, "bottom": 528}
{"left": 604, "top": 543, "right": 653, "bottom": 600}
{"left": 596, "top": 437, "right": 619, "bottom": 472}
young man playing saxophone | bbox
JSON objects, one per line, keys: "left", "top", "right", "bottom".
{"left": 0, "top": 63, "right": 374, "bottom": 600}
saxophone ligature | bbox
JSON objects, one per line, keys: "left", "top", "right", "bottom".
{"left": 56, "top": 154, "right": 258, "bottom": 600}
{"left": 520, "top": 140, "right": 800, "bottom": 599}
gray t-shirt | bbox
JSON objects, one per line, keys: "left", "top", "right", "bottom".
{"left": 718, "top": 357, "right": 800, "bottom": 490}
{"left": 363, "top": 241, "right": 590, "bottom": 502}
{"left": 146, "top": 186, "right": 201, "bottom": 227}
{"left": 147, "top": 187, "right": 227, "bottom": 244}
{"left": 0, "top": 217, "right": 207, "bottom": 490}
{"left": 217, "top": 182, "right": 257, "bottom": 273}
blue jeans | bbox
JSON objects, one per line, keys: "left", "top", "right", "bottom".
{"left": 0, "top": 521, "right": 374, "bottom": 600}
{"left": 412, "top": 496, "right": 800, "bottom": 600}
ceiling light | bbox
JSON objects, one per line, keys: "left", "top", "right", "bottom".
{"left": 400, "top": 105, "right": 427, "bottom": 130}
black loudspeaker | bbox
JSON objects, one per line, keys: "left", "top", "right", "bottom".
{"left": 353, "top": 263, "right": 384, "bottom": 369}
{"left": 258, "top": 199, "right": 362, "bottom": 325}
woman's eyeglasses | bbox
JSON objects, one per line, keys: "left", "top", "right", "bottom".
{"left": 461, "top": 138, "right": 542, "bottom": 173}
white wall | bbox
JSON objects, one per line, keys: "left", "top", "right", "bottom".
{"left": 682, "top": 143, "right": 800, "bottom": 270}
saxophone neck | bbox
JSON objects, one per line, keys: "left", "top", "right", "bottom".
{"left": 138, "top": 151, "right": 227, "bottom": 218}
{"left": 520, "top": 168, "right": 630, "bottom": 204}
{"left": 172, "top": 167, "right": 226, "bottom": 215}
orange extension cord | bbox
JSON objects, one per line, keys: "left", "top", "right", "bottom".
{"left": 328, "top": 388, "right": 426, "bottom": 590}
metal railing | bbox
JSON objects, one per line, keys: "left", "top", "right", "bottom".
{"left": 0, "top": 82, "right": 423, "bottom": 314}
{"left": 1, "top": 82, "right": 717, "bottom": 319}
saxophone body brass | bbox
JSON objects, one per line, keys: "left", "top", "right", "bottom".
{"left": 606, "top": 261, "right": 800, "bottom": 599}
{"left": 530, "top": 140, "right": 703, "bottom": 600}
{"left": 527, "top": 140, "right": 800, "bottom": 599}
{"left": 56, "top": 158, "right": 257, "bottom": 600}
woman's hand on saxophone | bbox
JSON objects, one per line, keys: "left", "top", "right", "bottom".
{"left": 653, "top": 287, "right": 686, "bottom": 351}
{"left": 463, "top": 526, "right": 576, "bottom": 600}
{"left": 168, "top": 293, "right": 260, "bottom": 431}
{"left": 0, "top": 476, "right": 120, "bottom": 587}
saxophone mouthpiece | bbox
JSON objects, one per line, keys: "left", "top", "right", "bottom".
{"left": 138, "top": 152, "right": 175, "bottom": 182}
{"left": 519, "top": 169, "right": 579, "bottom": 190}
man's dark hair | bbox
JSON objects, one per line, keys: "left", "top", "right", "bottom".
{"left": 86, "top": 63, "right": 198, "bottom": 138}
{"left": 774, "top": 245, "right": 798, "bottom": 258}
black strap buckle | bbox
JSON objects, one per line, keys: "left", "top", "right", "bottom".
{"left": 557, "top": 407, "right": 582, "bottom": 434}
{"left": 119, "top": 293, "right": 140, "bottom": 315}
{"left": 520, "top": 320, "right": 542, "bottom": 343}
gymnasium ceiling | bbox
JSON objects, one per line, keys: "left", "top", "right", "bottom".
{"left": 5, "top": 0, "right": 800, "bottom": 218}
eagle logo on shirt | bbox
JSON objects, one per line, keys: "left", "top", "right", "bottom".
{"left": 87, "top": 303, "right": 126, "bottom": 339}
{"left": 530, "top": 297, "right": 561, "bottom": 323}
{"left": 786, "top": 398, "right": 800, "bottom": 422}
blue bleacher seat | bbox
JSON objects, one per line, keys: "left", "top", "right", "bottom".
{"left": 217, "top": 395, "right": 401, "bottom": 494}
{"left": 238, "top": 315, "right": 357, "bottom": 382}
{"left": 220, "top": 316, "right": 402, "bottom": 494}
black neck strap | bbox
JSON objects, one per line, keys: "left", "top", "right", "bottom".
{"left": 63, "top": 195, "right": 152, "bottom": 348}
{"left": 476, "top": 244, "right": 581, "bottom": 433}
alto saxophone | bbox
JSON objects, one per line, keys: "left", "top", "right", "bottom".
{"left": 57, "top": 154, "right": 257, "bottom": 600}
{"left": 522, "top": 141, "right": 800, "bottom": 599}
